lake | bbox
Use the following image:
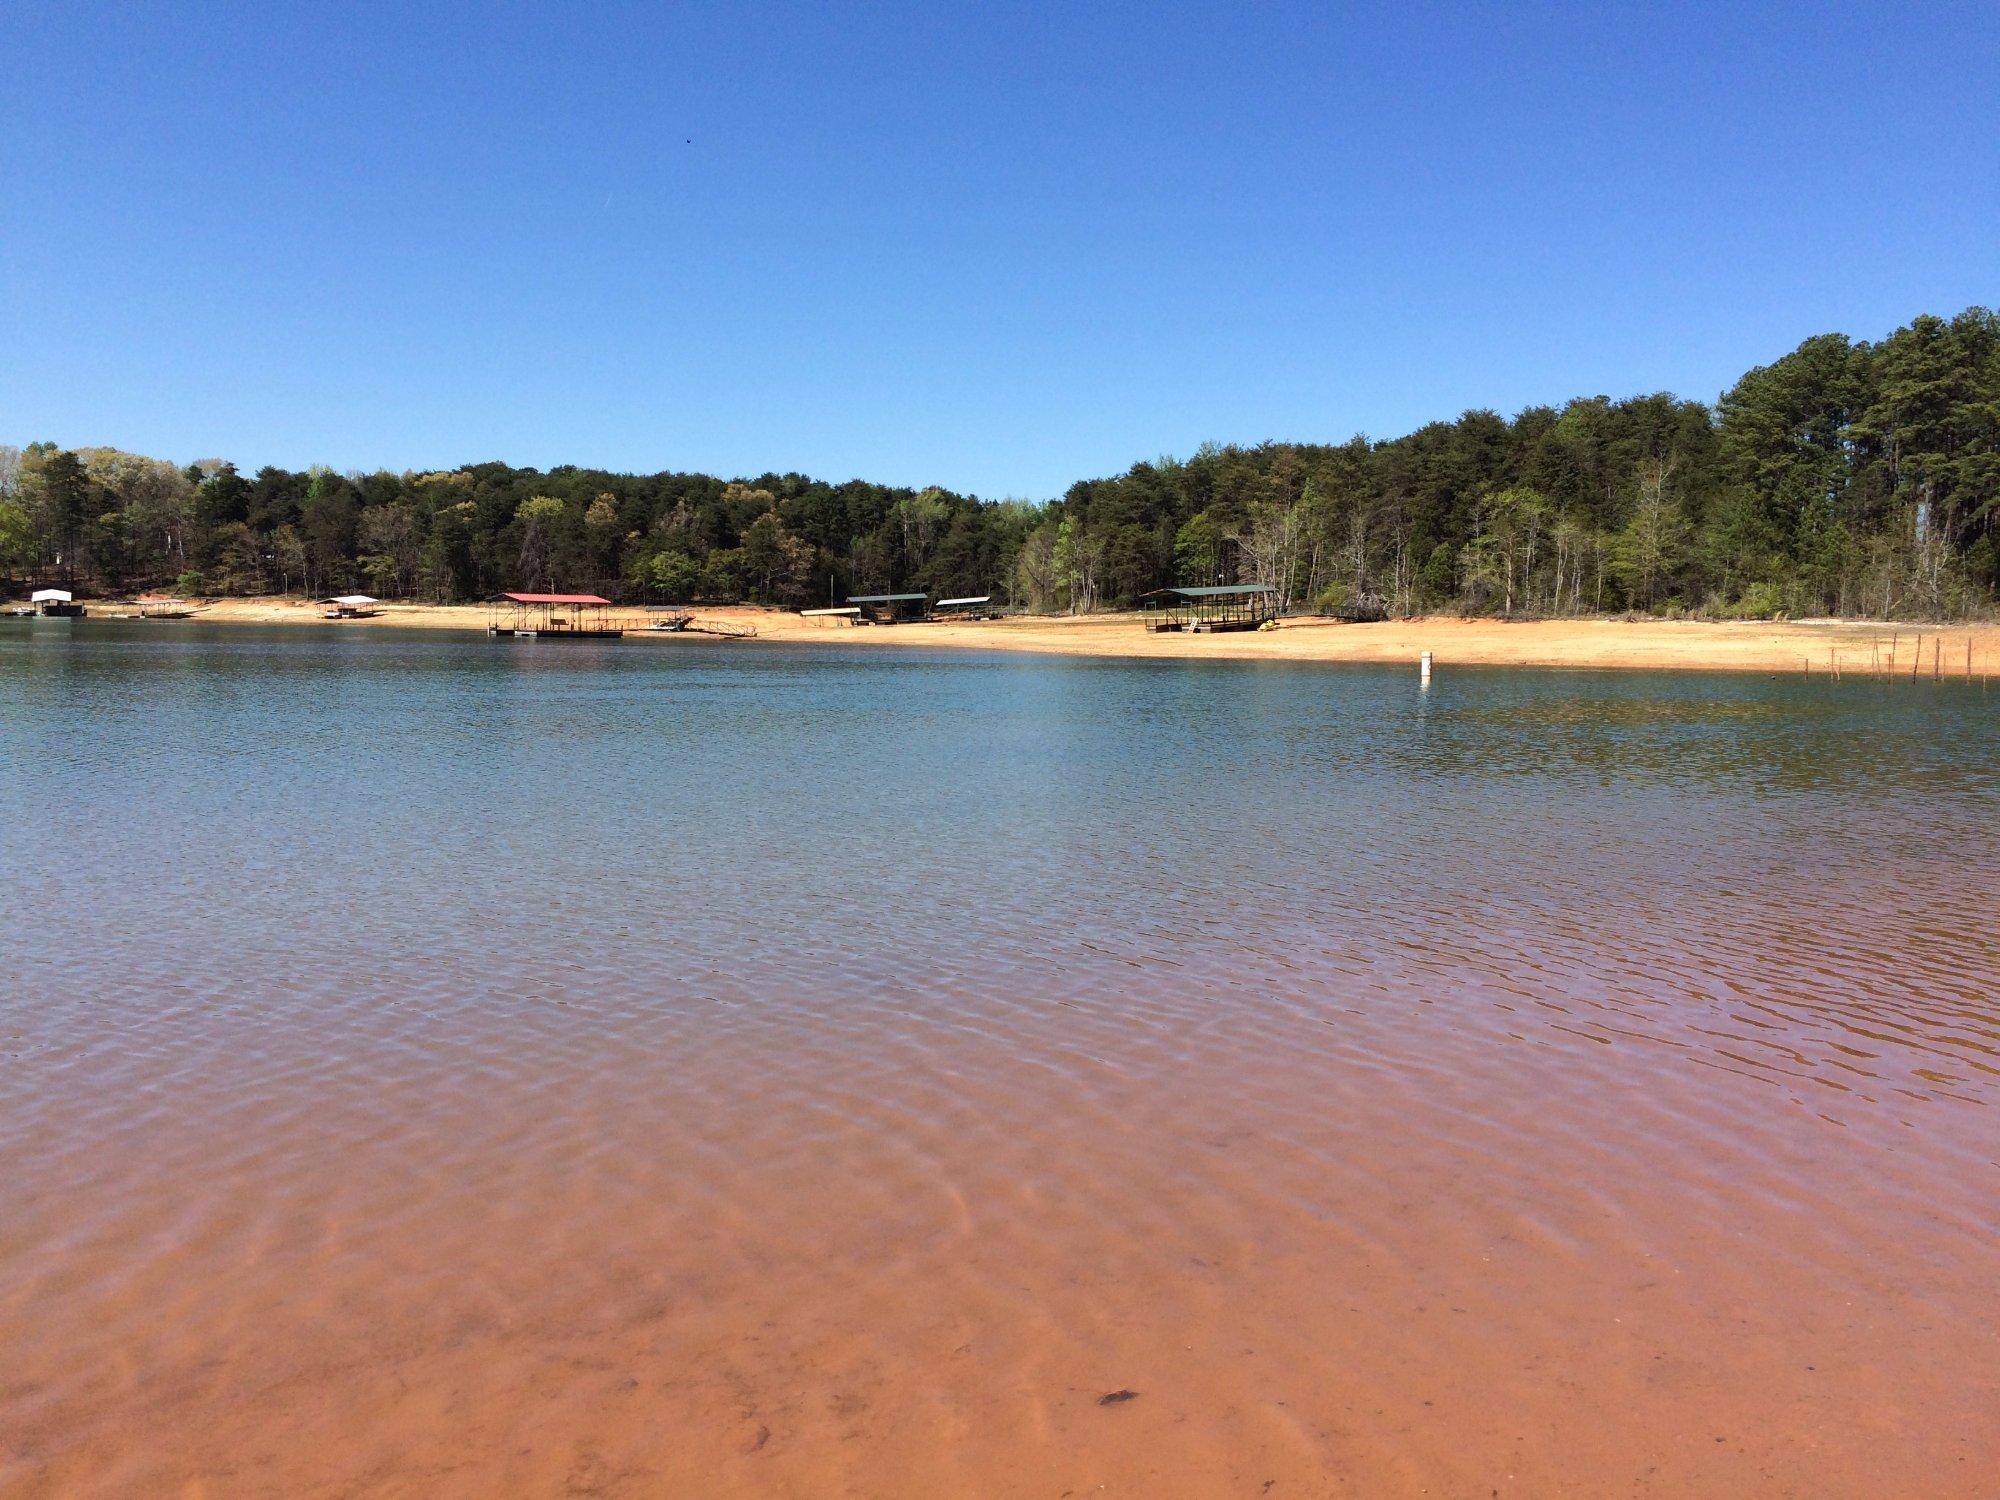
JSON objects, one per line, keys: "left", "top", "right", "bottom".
{"left": 2, "top": 622, "right": 1996, "bottom": 1496}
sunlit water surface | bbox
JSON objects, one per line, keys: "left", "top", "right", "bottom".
{"left": 2, "top": 622, "right": 1996, "bottom": 1497}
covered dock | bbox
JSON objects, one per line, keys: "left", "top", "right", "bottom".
{"left": 32, "top": 588, "right": 85, "bottom": 618}
{"left": 487, "top": 592, "right": 620, "bottom": 639}
{"left": 1139, "top": 584, "right": 1278, "bottom": 633}
{"left": 931, "top": 594, "right": 999, "bottom": 620}
{"left": 847, "top": 592, "right": 928, "bottom": 624}
{"left": 323, "top": 594, "right": 380, "bottom": 619}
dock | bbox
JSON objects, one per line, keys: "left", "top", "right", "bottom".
{"left": 487, "top": 592, "right": 622, "bottom": 638}
{"left": 1139, "top": 584, "right": 1278, "bottom": 633}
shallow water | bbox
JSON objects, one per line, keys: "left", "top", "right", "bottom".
{"left": 2, "top": 622, "right": 1996, "bottom": 1497}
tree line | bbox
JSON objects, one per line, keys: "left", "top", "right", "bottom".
{"left": 3, "top": 307, "right": 1995, "bottom": 619}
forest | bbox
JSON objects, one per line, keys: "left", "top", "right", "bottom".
{"left": 4, "top": 307, "right": 1996, "bottom": 620}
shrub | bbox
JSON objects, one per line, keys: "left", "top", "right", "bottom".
{"left": 1725, "top": 582, "right": 1786, "bottom": 619}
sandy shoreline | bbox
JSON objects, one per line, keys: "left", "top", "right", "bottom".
{"left": 14, "top": 594, "right": 2000, "bottom": 675}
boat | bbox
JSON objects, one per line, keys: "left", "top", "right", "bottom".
{"left": 643, "top": 610, "right": 756, "bottom": 639}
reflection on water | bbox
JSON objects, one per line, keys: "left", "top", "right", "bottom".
{"left": 2, "top": 623, "right": 1997, "bottom": 1496}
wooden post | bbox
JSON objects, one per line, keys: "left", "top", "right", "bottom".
{"left": 1967, "top": 637, "right": 1974, "bottom": 682}
{"left": 1912, "top": 634, "right": 1922, "bottom": 683}
{"left": 1830, "top": 647, "right": 1839, "bottom": 681}
{"left": 1933, "top": 636, "right": 1942, "bottom": 680}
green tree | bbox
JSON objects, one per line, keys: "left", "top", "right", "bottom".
{"left": 0, "top": 501, "right": 34, "bottom": 573}
{"left": 1014, "top": 521, "right": 1060, "bottom": 610}
{"left": 699, "top": 547, "right": 746, "bottom": 601}
{"left": 1612, "top": 460, "right": 1691, "bottom": 610}
{"left": 1472, "top": 486, "right": 1549, "bottom": 614}
{"left": 515, "top": 495, "right": 566, "bottom": 591}
{"left": 584, "top": 492, "right": 624, "bottom": 575}
{"left": 358, "top": 504, "right": 419, "bottom": 597}
{"left": 644, "top": 550, "right": 701, "bottom": 601}
{"left": 1171, "top": 512, "right": 1221, "bottom": 585}
{"left": 272, "top": 525, "right": 308, "bottom": 596}
{"left": 741, "top": 512, "right": 799, "bottom": 602}
{"left": 1049, "top": 515, "right": 1102, "bottom": 612}
{"left": 30, "top": 448, "right": 93, "bottom": 573}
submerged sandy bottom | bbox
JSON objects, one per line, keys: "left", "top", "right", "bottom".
{"left": 2, "top": 639, "right": 1995, "bottom": 1497}
{"left": 6, "top": 954, "right": 1994, "bottom": 1498}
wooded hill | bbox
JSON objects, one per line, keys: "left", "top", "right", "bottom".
{"left": 5, "top": 307, "right": 1995, "bottom": 619}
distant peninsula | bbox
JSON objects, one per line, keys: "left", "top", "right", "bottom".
{"left": 3, "top": 307, "right": 1995, "bottom": 625}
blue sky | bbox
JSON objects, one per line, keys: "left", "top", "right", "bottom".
{"left": 3, "top": 0, "right": 1995, "bottom": 497}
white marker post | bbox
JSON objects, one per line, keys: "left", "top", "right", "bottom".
{"left": 1420, "top": 650, "right": 1432, "bottom": 686}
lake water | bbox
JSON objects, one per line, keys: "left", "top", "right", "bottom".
{"left": 2, "top": 622, "right": 1996, "bottom": 1496}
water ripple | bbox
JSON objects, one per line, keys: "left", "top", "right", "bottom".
{"left": 2, "top": 625, "right": 1997, "bottom": 1496}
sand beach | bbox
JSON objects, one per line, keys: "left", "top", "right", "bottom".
{"left": 36, "top": 594, "right": 2000, "bottom": 678}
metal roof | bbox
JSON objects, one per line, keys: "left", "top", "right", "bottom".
{"left": 801, "top": 606, "right": 862, "bottom": 616}
{"left": 847, "top": 593, "right": 928, "bottom": 603}
{"left": 499, "top": 592, "right": 611, "bottom": 605}
{"left": 326, "top": 594, "right": 379, "bottom": 606}
{"left": 934, "top": 595, "right": 992, "bottom": 607}
{"left": 1139, "top": 584, "right": 1276, "bottom": 599}
{"left": 30, "top": 589, "right": 73, "bottom": 602}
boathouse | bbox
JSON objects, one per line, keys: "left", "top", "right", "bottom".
{"left": 32, "top": 588, "right": 85, "bottom": 618}
{"left": 1139, "top": 583, "right": 1278, "bottom": 633}
{"left": 323, "top": 594, "right": 380, "bottom": 619}
{"left": 847, "top": 592, "right": 928, "bottom": 624}
{"left": 487, "top": 592, "right": 620, "bottom": 638}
